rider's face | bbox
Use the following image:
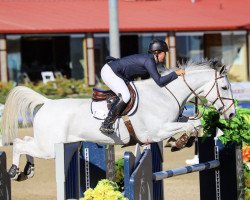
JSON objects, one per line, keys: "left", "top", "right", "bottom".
{"left": 157, "top": 51, "right": 166, "bottom": 63}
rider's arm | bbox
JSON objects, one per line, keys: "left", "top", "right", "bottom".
{"left": 145, "top": 59, "right": 178, "bottom": 87}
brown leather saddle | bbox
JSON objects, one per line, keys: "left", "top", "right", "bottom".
{"left": 92, "top": 83, "right": 137, "bottom": 116}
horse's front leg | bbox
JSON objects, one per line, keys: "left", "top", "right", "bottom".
{"left": 155, "top": 122, "right": 198, "bottom": 150}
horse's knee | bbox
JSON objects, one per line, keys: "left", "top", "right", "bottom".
{"left": 23, "top": 136, "right": 33, "bottom": 141}
{"left": 185, "top": 122, "right": 195, "bottom": 133}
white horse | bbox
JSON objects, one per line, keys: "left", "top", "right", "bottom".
{"left": 1, "top": 59, "right": 235, "bottom": 180}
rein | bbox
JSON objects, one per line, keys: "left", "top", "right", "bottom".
{"left": 164, "top": 77, "right": 206, "bottom": 120}
{"left": 164, "top": 86, "right": 182, "bottom": 116}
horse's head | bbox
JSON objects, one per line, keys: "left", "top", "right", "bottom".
{"left": 201, "top": 63, "right": 235, "bottom": 120}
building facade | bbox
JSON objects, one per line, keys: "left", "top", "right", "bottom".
{"left": 0, "top": 0, "right": 250, "bottom": 85}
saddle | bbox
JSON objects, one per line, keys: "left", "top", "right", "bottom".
{"left": 92, "top": 83, "right": 137, "bottom": 116}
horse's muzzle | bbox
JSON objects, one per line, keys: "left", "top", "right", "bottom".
{"left": 229, "top": 113, "right": 235, "bottom": 119}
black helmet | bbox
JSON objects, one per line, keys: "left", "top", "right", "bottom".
{"left": 148, "top": 39, "right": 169, "bottom": 53}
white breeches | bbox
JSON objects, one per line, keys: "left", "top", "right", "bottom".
{"left": 101, "top": 64, "right": 131, "bottom": 103}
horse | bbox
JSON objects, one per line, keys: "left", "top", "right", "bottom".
{"left": 1, "top": 59, "right": 235, "bottom": 180}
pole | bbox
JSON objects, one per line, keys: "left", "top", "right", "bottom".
{"left": 153, "top": 160, "right": 220, "bottom": 180}
{"left": 109, "top": 0, "right": 120, "bottom": 58}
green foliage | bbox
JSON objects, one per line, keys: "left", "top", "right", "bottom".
{"left": 0, "top": 78, "right": 109, "bottom": 102}
{"left": 245, "top": 188, "right": 250, "bottom": 200}
{"left": 21, "top": 77, "right": 94, "bottom": 98}
{"left": 115, "top": 158, "right": 124, "bottom": 191}
{"left": 201, "top": 103, "right": 250, "bottom": 199}
{"left": 0, "top": 81, "right": 15, "bottom": 104}
{"left": 201, "top": 103, "right": 250, "bottom": 145}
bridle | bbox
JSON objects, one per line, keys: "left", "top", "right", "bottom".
{"left": 165, "top": 70, "right": 235, "bottom": 120}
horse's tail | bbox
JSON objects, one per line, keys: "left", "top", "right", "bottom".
{"left": 1, "top": 86, "right": 49, "bottom": 146}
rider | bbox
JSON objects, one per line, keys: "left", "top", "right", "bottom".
{"left": 100, "top": 38, "right": 185, "bottom": 134}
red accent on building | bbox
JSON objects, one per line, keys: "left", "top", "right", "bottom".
{"left": 0, "top": 0, "right": 249, "bottom": 34}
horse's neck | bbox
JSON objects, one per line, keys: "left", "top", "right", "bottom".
{"left": 134, "top": 78, "right": 188, "bottom": 113}
{"left": 182, "top": 69, "right": 214, "bottom": 100}
{"left": 185, "top": 69, "right": 214, "bottom": 89}
{"left": 134, "top": 69, "right": 214, "bottom": 109}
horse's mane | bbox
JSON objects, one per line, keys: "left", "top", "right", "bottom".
{"left": 177, "top": 58, "right": 224, "bottom": 71}
{"left": 136, "top": 58, "right": 224, "bottom": 85}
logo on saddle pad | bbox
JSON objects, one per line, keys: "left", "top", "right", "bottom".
{"left": 91, "top": 83, "right": 138, "bottom": 120}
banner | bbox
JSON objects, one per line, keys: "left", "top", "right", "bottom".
{"left": 231, "top": 82, "right": 250, "bottom": 101}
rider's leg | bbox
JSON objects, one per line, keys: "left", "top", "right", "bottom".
{"left": 100, "top": 64, "right": 130, "bottom": 134}
{"left": 100, "top": 96, "right": 127, "bottom": 134}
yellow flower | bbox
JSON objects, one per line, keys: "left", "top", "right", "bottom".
{"left": 82, "top": 179, "right": 128, "bottom": 200}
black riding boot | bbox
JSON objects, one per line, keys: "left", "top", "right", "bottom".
{"left": 100, "top": 98, "right": 127, "bottom": 134}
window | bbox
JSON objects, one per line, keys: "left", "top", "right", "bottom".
{"left": 176, "top": 33, "right": 204, "bottom": 64}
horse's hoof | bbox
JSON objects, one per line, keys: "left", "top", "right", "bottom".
{"left": 175, "top": 133, "right": 189, "bottom": 149}
{"left": 23, "top": 162, "right": 35, "bottom": 178}
{"left": 171, "top": 146, "right": 182, "bottom": 152}
{"left": 164, "top": 137, "right": 176, "bottom": 148}
{"left": 8, "top": 164, "right": 20, "bottom": 180}
{"left": 185, "top": 136, "right": 196, "bottom": 148}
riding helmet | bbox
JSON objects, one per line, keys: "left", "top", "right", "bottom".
{"left": 148, "top": 39, "right": 169, "bottom": 53}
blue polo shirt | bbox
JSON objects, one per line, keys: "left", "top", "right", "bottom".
{"left": 108, "top": 53, "right": 178, "bottom": 87}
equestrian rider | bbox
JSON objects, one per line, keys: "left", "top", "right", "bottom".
{"left": 100, "top": 38, "right": 185, "bottom": 134}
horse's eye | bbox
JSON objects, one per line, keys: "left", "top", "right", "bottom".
{"left": 222, "top": 86, "right": 228, "bottom": 90}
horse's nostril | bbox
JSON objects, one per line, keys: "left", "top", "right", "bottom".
{"left": 218, "top": 107, "right": 223, "bottom": 114}
{"left": 229, "top": 113, "right": 235, "bottom": 119}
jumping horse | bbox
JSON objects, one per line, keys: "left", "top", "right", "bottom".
{"left": 1, "top": 59, "right": 235, "bottom": 180}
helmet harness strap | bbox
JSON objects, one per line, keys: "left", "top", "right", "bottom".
{"left": 154, "top": 52, "right": 160, "bottom": 63}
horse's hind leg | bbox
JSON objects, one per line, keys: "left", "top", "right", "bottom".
{"left": 9, "top": 138, "right": 23, "bottom": 180}
{"left": 9, "top": 137, "right": 48, "bottom": 180}
{"left": 22, "top": 137, "right": 35, "bottom": 178}
{"left": 23, "top": 155, "right": 35, "bottom": 178}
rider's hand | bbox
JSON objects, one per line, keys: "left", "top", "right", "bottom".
{"left": 175, "top": 69, "right": 185, "bottom": 76}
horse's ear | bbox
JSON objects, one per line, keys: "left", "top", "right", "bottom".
{"left": 219, "top": 65, "right": 230, "bottom": 75}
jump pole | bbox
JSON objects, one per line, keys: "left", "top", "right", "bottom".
{"left": 124, "top": 136, "right": 243, "bottom": 200}
{"left": 153, "top": 160, "right": 220, "bottom": 180}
